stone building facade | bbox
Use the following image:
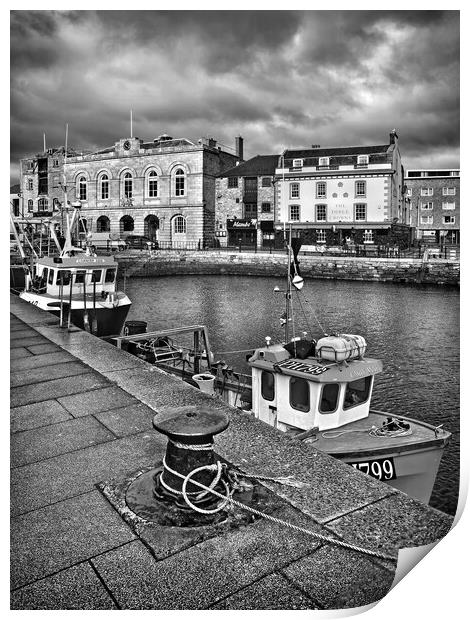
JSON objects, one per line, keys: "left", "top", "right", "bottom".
{"left": 274, "top": 131, "right": 410, "bottom": 248}
{"left": 63, "top": 134, "right": 242, "bottom": 247}
{"left": 215, "top": 155, "right": 279, "bottom": 247}
{"left": 405, "top": 169, "right": 460, "bottom": 245}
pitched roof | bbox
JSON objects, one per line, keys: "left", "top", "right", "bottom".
{"left": 284, "top": 145, "right": 390, "bottom": 159}
{"left": 220, "top": 154, "right": 280, "bottom": 178}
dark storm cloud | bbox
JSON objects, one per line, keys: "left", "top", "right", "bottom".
{"left": 10, "top": 10, "right": 459, "bottom": 183}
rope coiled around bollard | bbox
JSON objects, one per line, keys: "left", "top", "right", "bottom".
{"left": 161, "top": 458, "right": 397, "bottom": 563}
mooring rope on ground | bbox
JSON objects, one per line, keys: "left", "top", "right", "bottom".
{"left": 161, "top": 457, "right": 397, "bottom": 563}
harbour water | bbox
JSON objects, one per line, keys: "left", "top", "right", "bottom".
{"left": 123, "top": 275, "right": 460, "bottom": 515}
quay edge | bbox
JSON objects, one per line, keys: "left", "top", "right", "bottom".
{"left": 116, "top": 250, "right": 460, "bottom": 287}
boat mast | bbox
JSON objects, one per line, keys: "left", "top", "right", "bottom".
{"left": 62, "top": 124, "right": 73, "bottom": 255}
{"left": 285, "top": 224, "right": 293, "bottom": 343}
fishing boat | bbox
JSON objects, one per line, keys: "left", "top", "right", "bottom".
{"left": 112, "top": 234, "right": 450, "bottom": 505}
{"left": 14, "top": 208, "right": 131, "bottom": 337}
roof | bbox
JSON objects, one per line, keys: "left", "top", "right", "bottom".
{"left": 10, "top": 184, "right": 20, "bottom": 194}
{"left": 280, "top": 144, "right": 392, "bottom": 169}
{"left": 220, "top": 154, "right": 280, "bottom": 178}
{"left": 141, "top": 138, "right": 195, "bottom": 150}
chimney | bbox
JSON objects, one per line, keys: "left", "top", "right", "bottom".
{"left": 389, "top": 129, "right": 398, "bottom": 144}
{"left": 208, "top": 138, "right": 217, "bottom": 148}
{"left": 235, "top": 136, "right": 244, "bottom": 161}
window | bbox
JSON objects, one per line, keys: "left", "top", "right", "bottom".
{"left": 174, "top": 215, "right": 187, "bottom": 234}
{"left": 27, "top": 179, "right": 33, "bottom": 190}
{"left": 290, "top": 183, "right": 300, "bottom": 199}
{"left": 421, "top": 188, "right": 433, "bottom": 196}
{"left": 48, "top": 270, "right": 55, "bottom": 285}
{"left": 421, "top": 202, "right": 433, "bottom": 210}
{"left": 261, "top": 371, "right": 275, "bottom": 401}
{"left": 316, "top": 229, "right": 327, "bottom": 243}
{"left": 53, "top": 159, "right": 59, "bottom": 167}
{"left": 38, "top": 198, "right": 49, "bottom": 212}
{"left": 357, "top": 154, "right": 369, "bottom": 166}
{"left": 78, "top": 176, "right": 87, "bottom": 200}
{"left": 318, "top": 157, "right": 329, "bottom": 167}
{"left": 320, "top": 384, "right": 339, "bottom": 413}
{"left": 344, "top": 376, "right": 372, "bottom": 409}
{"left": 96, "top": 215, "right": 110, "bottom": 232}
{"left": 75, "top": 270, "right": 86, "bottom": 284}
{"left": 100, "top": 175, "right": 109, "bottom": 200}
{"left": 363, "top": 229, "right": 374, "bottom": 244}
{"left": 262, "top": 177, "right": 271, "bottom": 187}
{"left": 261, "top": 202, "right": 271, "bottom": 213}
{"left": 120, "top": 215, "right": 134, "bottom": 233}
{"left": 443, "top": 187, "right": 456, "bottom": 196}
{"left": 355, "top": 181, "right": 366, "bottom": 197}
{"left": 354, "top": 204, "right": 366, "bottom": 221}
{"left": 105, "top": 269, "right": 116, "bottom": 283}
{"left": 421, "top": 215, "right": 433, "bottom": 224}
{"left": 27, "top": 199, "right": 33, "bottom": 212}
{"left": 316, "top": 182, "right": 326, "bottom": 198}
{"left": 316, "top": 204, "right": 327, "bottom": 222}
{"left": 442, "top": 202, "right": 455, "bottom": 210}
{"left": 175, "top": 168, "right": 185, "bottom": 196}
{"left": 124, "top": 173, "right": 133, "bottom": 198}
{"left": 292, "top": 158, "right": 303, "bottom": 168}
{"left": 289, "top": 377, "right": 310, "bottom": 412}
{"left": 228, "top": 177, "right": 238, "bottom": 188}
{"left": 148, "top": 171, "right": 158, "bottom": 197}
{"left": 443, "top": 216, "right": 455, "bottom": 224}
{"left": 57, "top": 270, "right": 71, "bottom": 286}
{"left": 406, "top": 188, "right": 413, "bottom": 196}
{"left": 91, "top": 270, "right": 102, "bottom": 283}
{"left": 289, "top": 205, "right": 300, "bottom": 221}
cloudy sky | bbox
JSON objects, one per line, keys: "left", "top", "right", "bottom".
{"left": 10, "top": 9, "right": 460, "bottom": 184}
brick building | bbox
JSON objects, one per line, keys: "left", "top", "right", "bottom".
{"left": 63, "top": 134, "right": 242, "bottom": 247}
{"left": 215, "top": 154, "right": 279, "bottom": 247}
{"left": 275, "top": 131, "right": 410, "bottom": 248}
{"left": 405, "top": 169, "right": 460, "bottom": 245}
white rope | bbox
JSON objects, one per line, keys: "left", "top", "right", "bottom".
{"left": 162, "top": 459, "right": 396, "bottom": 562}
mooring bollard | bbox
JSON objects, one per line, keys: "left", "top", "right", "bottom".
{"left": 153, "top": 408, "right": 229, "bottom": 512}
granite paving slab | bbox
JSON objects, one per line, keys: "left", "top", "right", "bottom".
{"left": 11, "top": 416, "right": 117, "bottom": 467}
{"left": 11, "top": 431, "right": 167, "bottom": 516}
{"left": 211, "top": 572, "right": 318, "bottom": 610}
{"left": 10, "top": 347, "right": 33, "bottom": 360}
{"left": 10, "top": 350, "right": 77, "bottom": 372}
{"left": 10, "top": 360, "right": 92, "bottom": 388}
{"left": 26, "top": 343, "right": 63, "bottom": 355}
{"left": 58, "top": 385, "right": 139, "bottom": 417}
{"left": 91, "top": 505, "right": 324, "bottom": 610}
{"left": 281, "top": 545, "right": 394, "bottom": 609}
{"left": 9, "top": 328, "right": 40, "bottom": 340}
{"left": 10, "top": 373, "right": 111, "bottom": 407}
{"left": 10, "top": 490, "right": 136, "bottom": 589}
{"left": 325, "top": 494, "right": 454, "bottom": 555}
{"left": 94, "top": 402, "right": 155, "bottom": 437}
{"left": 11, "top": 400, "right": 74, "bottom": 433}
{"left": 11, "top": 336, "right": 49, "bottom": 348}
{"left": 10, "top": 562, "right": 118, "bottom": 610}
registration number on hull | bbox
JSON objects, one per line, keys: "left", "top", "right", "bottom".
{"left": 348, "top": 457, "right": 396, "bottom": 481}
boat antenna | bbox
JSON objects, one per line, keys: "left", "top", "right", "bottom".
{"left": 62, "top": 123, "right": 73, "bottom": 254}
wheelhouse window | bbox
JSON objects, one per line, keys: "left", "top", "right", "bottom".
{"left": 175, "top": 168, "right": 185, "bottom": 196}
{"left": 316, "top": 182, "right": 326, "bottom": 199}
{"left": 261, "top": 371, "right": 275, "bottom": 401}
{"left": 354, "top": 203, "right": 367, "bottom": 221}
{"left": 319, "top": 383, "right": 339, "bottom": 413}
{"left": 48, "top": 270, "right": 55, "bottom": 285}
{"left": 290, "top": 377, "right": 310, "bottom": 412}
{"left": 148, "top": 171, "right": 158, "bottom": 197}
{"left": 289, "top": 204, "right": 300, "bottom": 221}
{"left": 100, "top": 175, "right": 109, "bottom": 200}
{"left": 355, "top": 181, "right": 366, "bottom": 197}
{"left": 57, "top": 270, "right": 71, "bottom": 286}
{"left": 174, "top": 215, "right": 187, "bottom": 234}
{"left": 105, "top": 269, "right": 116, "bottom": 283}
{"left": 78, "top": 176, "right": 87, "bottom": 200}
{"left": 343, "top": 376, "right": 372, "bottom": 410}
{"left": 124, "top": 173, "right": 133, "bottom": 198}
{"left": 290, "top": 183, "right": 300, "bottom": 199}
{"left": 316, "top": 204, "right": 327, "bottom": 222}
{"left": 91, "top": 270, "right": 102, "bottom": 283}
{"left": 75, "top": 270, "right": 86, "bottom": 284}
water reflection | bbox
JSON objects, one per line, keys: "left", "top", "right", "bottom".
{"left": 124, "top": 275, "right": 459, "bottom": 515}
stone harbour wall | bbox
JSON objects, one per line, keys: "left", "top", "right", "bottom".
{"left": 117, "top": 250, "right": 460, "bottom": 286}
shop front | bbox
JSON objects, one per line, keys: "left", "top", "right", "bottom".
{"left": 227, "top": 218, "right": 257, "bottom": 247}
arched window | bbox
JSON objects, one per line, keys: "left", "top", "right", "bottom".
{"left": 148, "top": 171, "right": 158, "bottom": 197}
{"left": 78, "top": 176, "right": 87, "bottom": 200}
{"left": 100, "top": 174, "right": 109, "bottom": 200}
{"left": 38, "top": 198, "right": 49, "bottom": 213}
{"left": 27, "top": 199, "right": 33, "bottom": 212}
{"left": 173, "top": 215, "right": 186, "bottom": 234}
{"left": 144, "top": 215, "right": 159, "bottom": 240}
{"left": 175, "top": 168, "right": 185, "bottom": 197}
{"left": 120, "top": 215, "right": 134, "bottom": 234}
{"left": 96, "top": 215, "right": 110, "bottom": 232}
{"left": 124, "top": 173, "right": 133, "bottom": 198}
{"left": 79, "top": 218, "right": 87, "bottom": 233}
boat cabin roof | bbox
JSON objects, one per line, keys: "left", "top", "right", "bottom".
{"left": 249, "top": 345, "right": 382, "bottom": 383}
{"left": 37, "top": 255, "right": 117, "bottom": 269}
